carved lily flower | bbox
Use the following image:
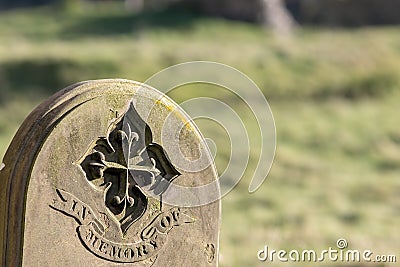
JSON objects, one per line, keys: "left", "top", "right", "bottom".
{"left": 78, "top": 102, "right": 180, "bottom": 234}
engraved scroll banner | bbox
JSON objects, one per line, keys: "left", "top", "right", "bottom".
{"left": 50, "top": 189, "right": 195, "bottom": 263}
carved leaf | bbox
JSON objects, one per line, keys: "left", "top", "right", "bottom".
{"left": 79, "top": 102, "right": 180, "bottom": 235}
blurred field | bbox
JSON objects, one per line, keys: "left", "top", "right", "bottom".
{"left": 0, "top": 3, "right": 399, "bottom": 266}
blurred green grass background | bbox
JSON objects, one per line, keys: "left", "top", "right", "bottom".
{"left": 0, "top": 3, "right": 399, "bottom": 266}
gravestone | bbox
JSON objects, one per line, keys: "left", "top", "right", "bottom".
{"left": 0, "top": 79, "right": 220, "bottom": 266}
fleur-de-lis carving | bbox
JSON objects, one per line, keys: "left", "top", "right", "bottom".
{"left": 79, "top": 102, "right": 180, "bottom": 234}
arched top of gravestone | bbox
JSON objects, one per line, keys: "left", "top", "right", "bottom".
{"left": 0, "top": 79, "right": 220, "bottom": 266}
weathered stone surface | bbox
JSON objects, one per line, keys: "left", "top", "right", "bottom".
{"left": 0, "top": 79, "right": 220, "bottom": 266}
